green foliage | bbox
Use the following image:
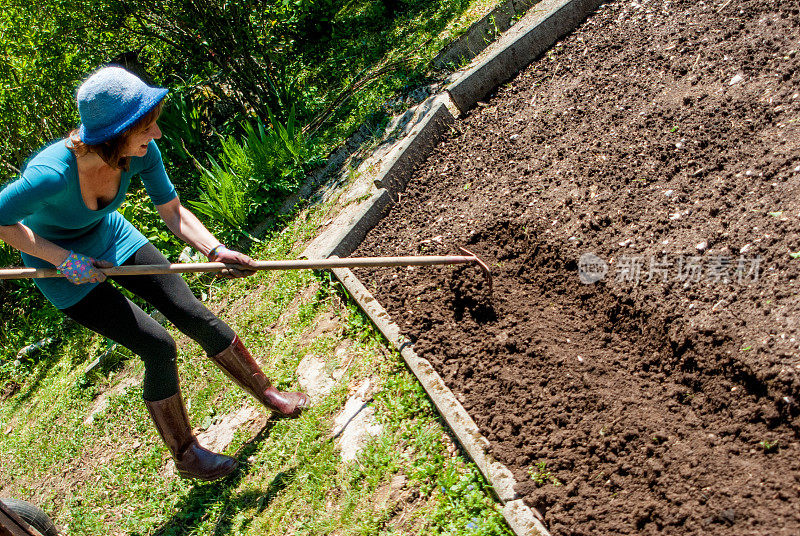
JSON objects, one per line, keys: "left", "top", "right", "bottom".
{"left": 759, "top": 439, "right": 779, "bottom": 453}
{"left": 158, "top": 91, "right": 205, "bottom": 164}
{"left": 375, "top": 361, "right": 434, "bottom": 422}
{"left": 342, "top": 303, "right": 375, "bottom": 343}
{"left": 111, "top": 0, "right": 298, "bottom": 121}
{"left": 528, "top": 461, "right": 562, "bottom": 487}
{"left": 0, "top": 0, "right": 133, "bottom": 177}
{"left": 118, "top": 190, "right": 183, "bottom": 256}
{"left": 432, "top": 466, "right": 511, "bottom": 535}
{"left": 190, "top": 152, "right": 249, "bottom": 228}
{"left": 188, "top": 108, "right": 321, "bottom": 240}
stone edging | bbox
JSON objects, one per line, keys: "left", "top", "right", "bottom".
{"left": 304, "top": 0, "right": 604, "bottom": 533}
{"left": 432, "top": 0, "right": 542, "bottom": 71}
{"left": 445, "top": 0, "right": 606, "bottom": 113}
{"left": 332, "top": 266, "right": 549, "bottom": 535}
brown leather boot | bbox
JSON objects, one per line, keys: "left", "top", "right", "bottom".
{"left": 209, "top": 336, "right": 309, "bottom": 418}
{"left": 145, "top": 391, "right": 239, "bottom": 481}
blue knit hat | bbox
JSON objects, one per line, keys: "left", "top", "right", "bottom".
{"left": 77, "top": 66, "right": 168, "bottom": 144}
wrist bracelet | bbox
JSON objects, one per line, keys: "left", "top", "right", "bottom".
{"left": 207, "top": 244, "right": 226, "bottom": 259}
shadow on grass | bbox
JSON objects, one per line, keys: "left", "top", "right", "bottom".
{"left": 298, "top": 0, "right": 473, "bottom": 129}
{"left": 132, "top": 420, "right": 299, "bottom": 536}
{"left": 4, "top": 318, "right": 113, "bottom": 414}
{"left": 206, "top": 467, "right": 299, "bottom": 536}
{"left": 4, "top": 340, "right": 77, "bottom": 413}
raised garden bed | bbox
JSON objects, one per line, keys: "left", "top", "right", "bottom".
{"left": 351, "top": 0, "right": 800, "bottom": 533}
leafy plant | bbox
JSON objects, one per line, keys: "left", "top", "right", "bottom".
{"left": 188, "top": 107, "right": 321, "bottom": 238}
{"left": 189, "top": 151, "right": 250, "bottom": 228}
{"left": 759, "top": 439, "right": 779, "bottom": 453}
{"left": 118, "top": 189, "right": 183, "bottom": 256}
{"left": 158, "top": 90, "right": 206, "bottom": 163}
{"left": 528, "top": 461, "right": 562, "bottom": 487}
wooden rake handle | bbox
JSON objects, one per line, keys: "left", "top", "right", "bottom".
{"left": 0, "top": 248, "right": 493, "bottom": 290}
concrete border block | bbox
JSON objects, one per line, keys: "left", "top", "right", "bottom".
{"left": 331, "top": 267, "right": 550, "bottom": 535}
{"left": 446, "top": 0, "right": 603, "bottom": 113}
{"left": 303, "top": 188, "right": 394, "bottom": 260}
{"left": 433, "top": 0, "right": 515, "bottom": 70}
{"left": 512, "top": 0, "right": 541, "bottom": 12}
{"left": 504, "top": 499, "right": 550, "bottom": 536}
{"left": 433, "top": 0, "right": 543, "bottom": 71}
{"left": 373, "top": 94, "right": 455, "bottom": 194}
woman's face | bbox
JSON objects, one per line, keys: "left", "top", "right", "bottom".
{"left": 122, "top": 120, "right": 162, "bottom": 158}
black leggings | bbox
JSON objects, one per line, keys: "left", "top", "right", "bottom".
{"left": 62, "top": 243, "right": 235, "bottom": 401}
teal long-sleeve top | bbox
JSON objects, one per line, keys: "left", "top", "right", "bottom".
{"left": 0, "top": 139, "right": 177, "bottom": 309}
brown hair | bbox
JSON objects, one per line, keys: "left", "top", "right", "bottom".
{"left": 68, "top": 100, "right": 165, "bottom": 171}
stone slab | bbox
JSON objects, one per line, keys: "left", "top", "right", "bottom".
{"left": 332, "top": 385, "right": 383, "bottom": 462}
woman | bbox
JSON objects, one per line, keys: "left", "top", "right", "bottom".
{"left": 0, "top": 66, "right": 309, "bottom": 481}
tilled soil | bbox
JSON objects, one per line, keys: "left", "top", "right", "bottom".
{"left": 353, "top": 0, "right": 800, "bottom": 534}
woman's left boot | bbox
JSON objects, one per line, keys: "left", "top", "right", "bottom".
{"left": 145, "top": 391, "right": 239, "bottom": 481}
{"left": 209, "top": 336, "right": 309, "bottom": 418}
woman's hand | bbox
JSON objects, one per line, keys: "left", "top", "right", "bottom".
{"left": 207, "top": 245, "right": 258, "bottom": 278}
{"left": 155, "top": 199, "right": 257, "bottom": 278}
{"left": 57, "top": 251, "right": 114, "bottom": 285}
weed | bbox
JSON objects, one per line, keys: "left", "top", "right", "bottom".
{"left": 343, "top": 303, "right": 374, "bottom": 343}
{"left": 528, "top": 461, "right": 562, "bottom": 487}
{"left": 759, "top": 439, "right": 779, "bottom": 453}
{"left": 651, "top": 434, "right": 667, "bottom": 445}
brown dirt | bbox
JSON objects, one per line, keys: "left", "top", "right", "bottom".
{"left": 353, "top": 0, "right": 800, "bottom": 534}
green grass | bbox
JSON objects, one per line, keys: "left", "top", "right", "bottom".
{"left": 298, "top": 0, "right": 506, "bottom": 154}
{"left": 0, "top": 201, "right": 511, "bottom": 535}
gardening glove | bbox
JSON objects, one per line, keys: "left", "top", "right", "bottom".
{"left": 56, "top": 251, "right": 114, "bottom": 285}
{"left": 207, "top": 244, "right": 257, "bottom": 278}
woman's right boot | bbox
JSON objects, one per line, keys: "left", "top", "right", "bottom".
{"left": 144, "top": 391, "right": 239, "bottom": 481}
